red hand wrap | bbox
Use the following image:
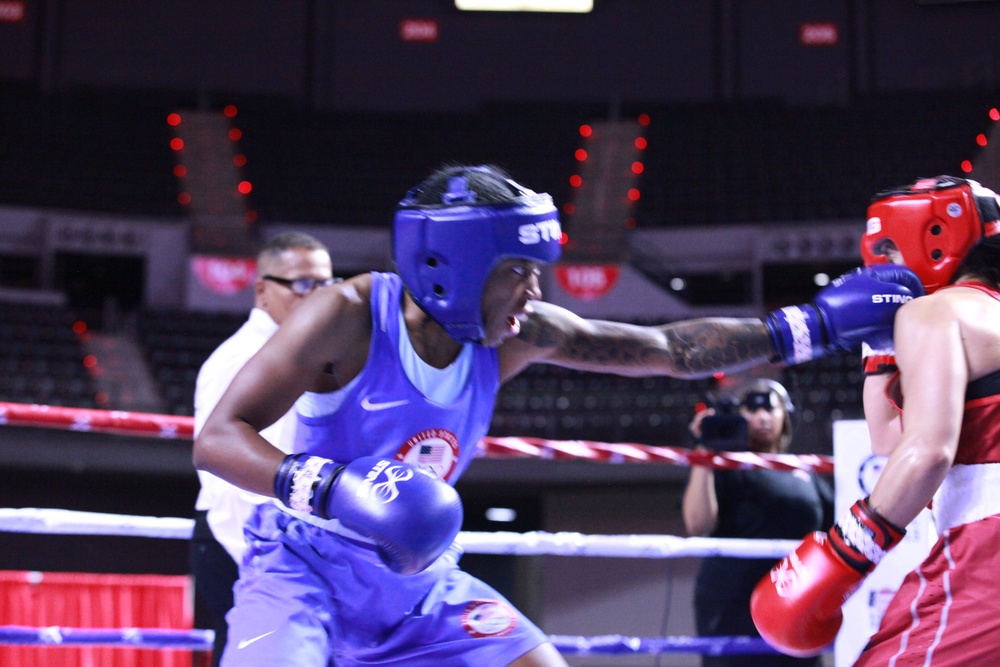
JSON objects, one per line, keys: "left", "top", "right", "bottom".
{"left": 863, "top": 353, "right": 898, "bottom": 376}
{"left": 829, "top": 496, "right": 905, "bottom": 574}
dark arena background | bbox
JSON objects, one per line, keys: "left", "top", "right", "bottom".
{"left": 0, "top": 1, "right": 999, "bottom": 665}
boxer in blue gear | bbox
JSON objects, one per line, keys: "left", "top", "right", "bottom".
{"left": 194, "top": 164, "right": 923, "bottom": 667}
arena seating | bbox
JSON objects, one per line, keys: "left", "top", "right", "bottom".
{"left": 2, "top": 86, "right": 991, "bottom": 227}
{"left": 0, "top": 85, "right": 184, "bottom": 218}
{"left": 0, "top": 302, "right": 99, "bottom": 408}
{"left": 134, "top": 309, "right": 246, "bottom": 416}
{"left": 234, "top": 101, "right": 589, "bottom": 226}
{"left": 635, "top": 89, "right": 997, "bottom": 226}
{"left": 237, "top": 91, "right": 995, "bottom": 228}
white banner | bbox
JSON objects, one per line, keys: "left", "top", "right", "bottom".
{"left": 832, "top": 420, "right": 937, "bottom": 667}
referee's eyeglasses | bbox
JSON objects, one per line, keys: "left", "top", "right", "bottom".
{"left": 262, "top": 275, "right": 340, "bottom": 296}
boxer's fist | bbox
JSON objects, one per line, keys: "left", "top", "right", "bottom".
{"left": 751, "top": 497, "right": 905, "bottom": 657}
{"left": 325, "top": 457, "right": 463, "bottom": 575}
{"left": 766, "top": 265, "right": 924, "bottom": 365}
{"left": 275, "top": 454, "right": 463, "bottom": 575}
{"left": 750, "top": 532, "right": 859, "bottom": 657}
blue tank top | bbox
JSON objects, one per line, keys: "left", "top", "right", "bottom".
{"left": 294, "top": 272, "right": 500, "bottom": 484}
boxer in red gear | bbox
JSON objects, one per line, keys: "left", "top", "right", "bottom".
{"left": 855, "top": 280, "right": 1000, "bottom": 666}
{"left": 753, "top": 176, "right": 1000, "bottom": 665}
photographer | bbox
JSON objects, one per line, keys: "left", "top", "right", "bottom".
{"left": 681, "top": 379, "right": 833, "bottom": 666}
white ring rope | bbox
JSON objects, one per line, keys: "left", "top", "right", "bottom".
{"left": 0, "top": 508, "right": 195, "bottom": 539}
{"left": 0, "top": 625, "right": 214, "bottom": 650}
{"left": 0, "top": 507, "right": 799, "bottom": 559}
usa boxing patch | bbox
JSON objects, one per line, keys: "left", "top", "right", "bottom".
{"left": 461, "top": 600, "right": 518, "bottom": 639}
{"left": 395, "top": 428, "right": 460, "bottom": 481}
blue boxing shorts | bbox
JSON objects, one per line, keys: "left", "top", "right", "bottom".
{"left": 221, "top": 502, "right": 549, "bottom": 667}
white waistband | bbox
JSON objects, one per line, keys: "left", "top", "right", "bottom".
{"left": 932, "top": 463, "right": 1000, "bottom": 533}
{"left": 272, "top": 500, "right": 375, "bottom": 545}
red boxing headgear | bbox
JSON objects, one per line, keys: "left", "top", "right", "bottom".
{"left": 861, "top": 176, "right": 1000, "bottom": 293}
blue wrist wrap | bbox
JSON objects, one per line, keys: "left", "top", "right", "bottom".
{"left": 766, "top": 304, "right": 827, "bottom": 364}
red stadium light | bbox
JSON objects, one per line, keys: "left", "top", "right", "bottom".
{"left": 173, "top": 165, "right": 187, "bottom": 178}
{"left": 238, "top": 181, "right": 253, "bottom": 195}
{"left": 169, "top": 138, "right": 184, "bottom": 151}
{"left": 559, "top": 232, "right": 569, "bottom": 245}
{"left": 627, "top": 188, "right": 640, "bottom": 201}
{"left": 399, "top": 18, "right": 439, "bottom": 43}
{"left": 72, "top": 321, "right": 87, "bottom": 335}
{"left": 178, "top": 192, "right": 192, "bottom": 205}
{"left": 569, "top": 174, "right": 582, "bottom": 187}
{"left": 83, "top": 355, "right": 97, "bottom": 369}
{"left": 990, "top": 108, "right": 999, "bottom": 122}
{"left": 631, "top": 161, "right": 644, "bottom": 175}
{"left": 575, "top": 148, "right": 588, "bottom": 161}
{"left": 0, "top": 2, "right": 26, "bottom": 23}
{"left": 228, "top": 128, "right": 242, "bottom": 141}
{"left": 977, "top": 133, "right": 988, "bottom": 147}
{"left": 961, "top": 160, "right": 973, "bottom": 173}
{"left": 800, "top": 22, "right": 839, "bottom": 46}
{"left": 233, "top": 154, "right": 247, "bottom": 167}
{"left": 166, "top": 113, "right": 181, "bottom": 126}
{"left": 579, "top": 124, "right": 592, "bottom": 137}
{"left": 637, "top": 113, "right": 650, "bottom": 127}
{"left": 634, "top": 137, "right": 647, "bottom": 150}
{"left": 223, "top": 104, "right": 238, "bottom": 118}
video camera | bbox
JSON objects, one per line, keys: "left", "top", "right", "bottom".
{"left": 699, "top": 395, "right": 749, "bottom": 451}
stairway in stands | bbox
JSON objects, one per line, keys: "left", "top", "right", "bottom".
{"left": 80, "top": 332, "right": 166, "bottom": 414}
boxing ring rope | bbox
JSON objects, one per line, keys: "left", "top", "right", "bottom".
{"left": 0, "top": 401, "right": 824, "bottom": 657}
{"left": 0, "top": 625, "right": 776, "bottom": 656}
{"left": 0, "top": 401, "right": 834, "bottom": 474}
{"left": 0, "top": 507, "right": 800, "bottom": 559}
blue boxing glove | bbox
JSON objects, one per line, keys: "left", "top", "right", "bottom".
{"left": 766, "top": 265, "right": 924, "bottom": 365}
{"left": 275, "top": 454, "right": 463, "bottom": 575}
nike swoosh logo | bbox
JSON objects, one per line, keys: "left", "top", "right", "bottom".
{"left": 236, "top": 630, "right": 275, "bottom": 650}
{"left": 361, "top": 397, "right": 410, "bottom": 411}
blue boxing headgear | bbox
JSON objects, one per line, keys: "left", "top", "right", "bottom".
{"left": 393, "top": 166, "right": 563, "bottom": 343}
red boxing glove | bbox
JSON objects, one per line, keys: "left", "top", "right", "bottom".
{"left": 750, "top": 497, "right": 905, "bottom": 657}
{"left": 750, "top": 532, "right": 860, "bottom": 657}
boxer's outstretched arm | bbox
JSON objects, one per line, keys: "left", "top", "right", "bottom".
{"left": 505, "top": 305, "right": 772, "bottom": 380}
{"left": 500, "top": 265, "right": 923, "bottom": 381}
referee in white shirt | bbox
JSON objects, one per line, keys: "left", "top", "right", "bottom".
{"left": 190, "top": 232, "right": 334, "bottom": 666}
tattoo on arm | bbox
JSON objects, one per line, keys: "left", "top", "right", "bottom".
{"left": 518, "top": 313, "right": 774, "bottom": 377}
{"left": 660, "top": 319, "right": 774, "bottom": 376}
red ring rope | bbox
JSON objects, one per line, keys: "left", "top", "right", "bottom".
{"left": 0, "top": 401, "right": 833, "bottom": 474}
